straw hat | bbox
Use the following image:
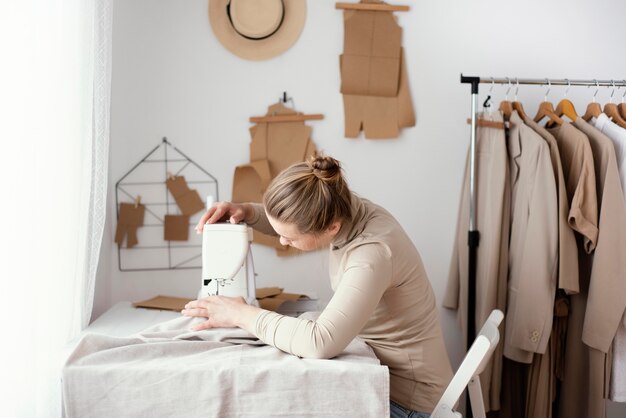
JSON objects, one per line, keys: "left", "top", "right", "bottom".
{"left": 209, "top": 0, "right": 307, "bottom": 61}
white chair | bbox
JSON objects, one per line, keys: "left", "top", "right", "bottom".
{"left": 431, "top": 309, "right": 504, "bottom": 418}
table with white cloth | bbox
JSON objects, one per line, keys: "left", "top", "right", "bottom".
{"left": 62, "top": 302, "right": 390, "bottom": 417}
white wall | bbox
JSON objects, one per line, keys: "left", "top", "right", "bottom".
{"left": 96, "top": 0, "right": 626, "bottom": 415}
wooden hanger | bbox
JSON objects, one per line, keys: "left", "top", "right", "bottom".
{"left": 602, "top": 82, "right": 626, "bottom": 128}
{"left": 583, "top": 81, "right": 602, "bottom": 121}
{"left": 466, "top": 118, "right": 505, "bottom": 129}
{"left": 510, "top": 79, "right": 529, "bottom": 120}
{"left": 583, "top": 102, "right": 602, "bottom": 121}
{"left": 618, "top": 102, "right": 626, "bottom": 120}
{"left": 512, "top": 101, "right": 529, "bottom": 120}
{"left": 534, "top": 80, "right": 563, "bottom": 126}
{"left": 553, "top": 80, "right": 578, "bottom": 122}
{"left": 335, "top": 2, "right": 410, "bottom": 12}
{"left": 604, "top": 102, "right": 626, "bottom": 128}
{"left": 250, "top": 114, "right": 324, "bottom": 123}
{"left": 555, "top": 99, "right": 578, "bottom": 121}
{"left": 534, "top": 101, "right": 563, "bottom": 125}
{"left": 499, "top": 100, "right": 513, "bottom": 121}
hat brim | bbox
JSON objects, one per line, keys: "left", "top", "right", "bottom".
{"left": 209, "top": 0, "right": 307, "bottom": 61}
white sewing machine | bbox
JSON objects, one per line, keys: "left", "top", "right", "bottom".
{"left": 200, "top": 222, "right": 257, "bottom": 304}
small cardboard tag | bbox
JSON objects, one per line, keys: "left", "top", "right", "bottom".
{"left": 164, "top": 215, "right": 190, "bottom": 241}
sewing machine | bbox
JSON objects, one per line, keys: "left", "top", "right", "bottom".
{"left": 200, "top": 222, "right": 256, "bottom": 304}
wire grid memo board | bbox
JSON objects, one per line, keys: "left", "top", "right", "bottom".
{"left": 115, "top": 137, "right": 218, "bottom": 271}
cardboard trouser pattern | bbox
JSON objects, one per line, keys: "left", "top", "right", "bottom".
{"left": 115, "top": 203, "right": 145, "bottom": 248}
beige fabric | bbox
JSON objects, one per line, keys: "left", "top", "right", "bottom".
{"left": 63, "top": 313, "right": 389, "bottom": 417}
{"left": 558, "top": 120, "right": 626, "bottom": 418}
{"left": 250, "top": 194, "right": 453, "bottom": 413}
{"left": 547, "top": 122, "right": 598, "bottom": 253}
{"left": 444, "top": 111, "right": 509, "bottom": 412}
{"left": 521, "top": 117, "right": 578, "bottom": 418}
{"left": 574, "top": 119, "right": 626, "bottom": 353}
{"left": 503, "top": 111, "right": 558, "bottom": 363}
{"left": 592, "top": 113, "right": 626, "bottom": 402}
{"left": 523, "top": 117, "right": 579, "bottom": 294}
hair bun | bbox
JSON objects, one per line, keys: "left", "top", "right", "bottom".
{"left": 310, "top": 154, "right": 341, "bottom": 182}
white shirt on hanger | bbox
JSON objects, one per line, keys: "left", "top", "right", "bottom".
{"left": 592, "top": 113, "right": 626, "bottom": 196}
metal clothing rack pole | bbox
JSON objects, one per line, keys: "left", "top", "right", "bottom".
{"left": 459, "top": 73, "right": 625, "bottom": 418}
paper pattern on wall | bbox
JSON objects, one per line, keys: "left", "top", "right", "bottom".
{"left": 166, "top": 175, "right": 205, "bottom": 216}
{"left": 115, "top": 202, "right": 146, "bottom": 248}
{"left": 233, "top": 102, "right": 316, "bottom": 256}
{"left": 164, "top": 215, "right": 190, "bottom": 241}
{"left": 340, "top": 1, "right": 415, "bottom": 139}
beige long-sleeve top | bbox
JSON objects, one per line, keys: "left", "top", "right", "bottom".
{"left": 248, "top": 194, "right": 453, "bottom": 412}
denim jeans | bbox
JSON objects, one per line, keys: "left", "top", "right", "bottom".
{"left": 390, "top": 400, "right": 430, "bottom": 418}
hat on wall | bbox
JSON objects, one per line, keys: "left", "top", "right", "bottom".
{"left": 209, "top": 0, "right": 307, "bottom": 61}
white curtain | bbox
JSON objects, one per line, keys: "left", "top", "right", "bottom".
{"left": 0, "top": 0, "right": 112, "bottom": 417}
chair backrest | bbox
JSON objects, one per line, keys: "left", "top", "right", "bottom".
{"left": 430, "top": 309, "right": 504, "bottom": 418}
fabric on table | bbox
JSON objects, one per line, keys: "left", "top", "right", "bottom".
{"left": 62, "top": 314, "right": 389, "bottom": 418}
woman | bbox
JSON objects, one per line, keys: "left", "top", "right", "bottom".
{"left": 183, "top": 154, "right": 452, "bottom": 417}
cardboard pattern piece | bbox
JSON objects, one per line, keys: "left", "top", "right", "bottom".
{"left": 115, "top": 202, "right": 146, "bottom": 248}
{"left": 256, "top": 287, "right": 315, "bottom": 312}
{"left": 233, "top": 102, "right": 317, "bottom": 256}
{"left": 166, "top": 175, "right": 205, "bottom": 216}
{"left": 133, "top": 295, "right": 193, "bottom": 312}
{"left": 164, "top": 214, "right": 190, "bottom": 241}
{"left": 340, "top": 0, "right": 415, "bottom": 139}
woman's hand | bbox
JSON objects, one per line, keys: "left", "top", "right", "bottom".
{"left": 195, "top": 201, "right": 251, "bottom": 234}
{"left": 181, "top": 295, "right": 260, "bottom": 331}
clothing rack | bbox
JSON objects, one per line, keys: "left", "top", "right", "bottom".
{"left": 459, "top": 74, "right": 626, "bottom": 418}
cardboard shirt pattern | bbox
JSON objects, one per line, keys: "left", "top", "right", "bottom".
{"left": 340, "top": 1, "right": 415, "bottom": 139}
{"left": 232, "top": 102, "right": 316, "bottom": 256}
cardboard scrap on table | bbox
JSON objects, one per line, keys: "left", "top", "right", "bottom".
{"left": 340, "top": 0, "right": 415, "bottom": 139}
{"left": 133, "top": 295, "right": 193, "bottom": 312}
{"left": 115, "top": 202, "right": 145, "bottom": 248}
{"left": 256, "top": 287, "right": 314, "bottom": 312}
{"left": 164, "top": 214, "right": 190, "bottom": 241}
{"left": 232, "top": 102, "right": 317, "bottom": 256}
{"left": 166, "top": 175, "right": 205, "bottom": 216}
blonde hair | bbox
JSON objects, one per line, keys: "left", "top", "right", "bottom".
{"left": 263, "top": 154, "right": 353, "bottom": 234}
